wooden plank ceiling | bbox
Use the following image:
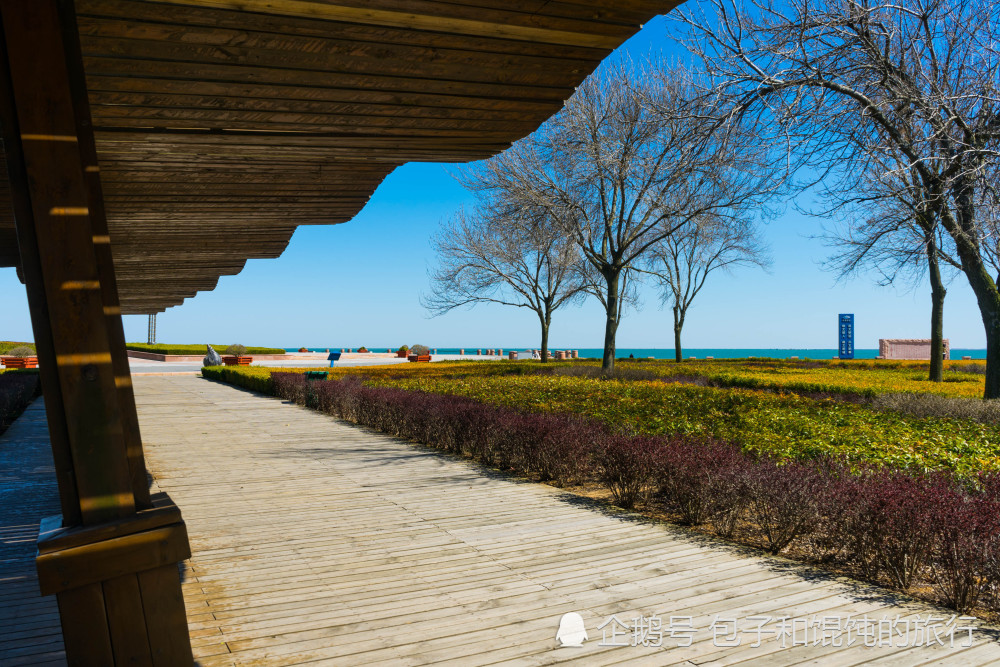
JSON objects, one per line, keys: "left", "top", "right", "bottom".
{"left": 0, "top": 0, "right": 675, "bottom": 313}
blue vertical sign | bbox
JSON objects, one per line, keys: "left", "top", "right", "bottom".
{"left": 838, "top": 314, "right": 854, "bottom": 359}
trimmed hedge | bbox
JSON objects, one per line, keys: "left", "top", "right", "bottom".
{"left": 201, "top": 365, "right": 276, "bottom": 393}
{"left": 0, "top": 370, "right": 40, "bottom": 435}
{"left": 203, "top": 369, "right": 1000, "bottom": 614}
{"left": 127, "top": 343, "right": 286, "bottom": 355}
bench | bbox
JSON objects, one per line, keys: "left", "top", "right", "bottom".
{"left": 407, "top": 354, "right": 431, "bottom": 363}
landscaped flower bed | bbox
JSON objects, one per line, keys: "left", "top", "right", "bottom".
{"left": 202, "top": 367, "right": 1000, "bottom": 615}
{"left": 364, "top": 374, "right": 1000, "bottom": 476}
{"left": 201, "top": 362, "right": 1000, "bottom": 475}
{"left": 619, "top": 357, "right": 987, "bottom": 399}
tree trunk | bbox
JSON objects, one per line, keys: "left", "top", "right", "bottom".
{"left": 943, "top": 181, "right": 1000, "bottom": 398}
{"left": 954, "top": 252, "right": 1000, "bottom": 398}
{"left": 925, "top": 233, "right": 945, "bottom": 382}
{"left": 673, "top": 305, "right": 683, "bottom": 363}
{"left": 987, "top": 318, "right": 1000, "bottom": 401}
{"left": 539, "top": 312, "right": 550, "bottom": 363}
{"left": 602, "top": 270, "right": 620, "bottom": 372}
{"left": 967, "top": 269, "right": 1000, "bottom": 399}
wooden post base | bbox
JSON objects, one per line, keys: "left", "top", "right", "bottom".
{"left": 36, "top": 495, "right": 193, "bottom": 665}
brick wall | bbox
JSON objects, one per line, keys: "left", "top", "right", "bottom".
{"left": 879, "top": 339, "right": 950, "bottom": 360}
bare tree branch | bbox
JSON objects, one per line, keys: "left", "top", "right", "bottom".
{"left": 647, "top": 213, "right": 771, "bottom": 362}
{"left": 674, "top": 0, "right": 1000, "bottom": 396}
{"left": 462, "top": 59, "right": 786, "bottom": 371}
{"left": 422, "top": 204, "right": 585, "bottom": 361}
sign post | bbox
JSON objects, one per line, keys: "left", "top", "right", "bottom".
{"left": 838, "top": 314, "right": 855, "bottom": 359}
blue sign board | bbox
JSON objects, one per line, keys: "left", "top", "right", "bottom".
{"left": 838, "top": 314, "right": 854, "bottom": 359}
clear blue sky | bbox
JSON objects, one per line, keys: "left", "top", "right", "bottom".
{"left": 0, "top": 16, "right": 987, "bottom": 350}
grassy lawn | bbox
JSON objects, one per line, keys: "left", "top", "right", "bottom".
{"left": 127, "top": 343, "right": 286, "bottom": 355}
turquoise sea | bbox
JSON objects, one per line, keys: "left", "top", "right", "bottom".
{"left": 287, "top": 348, "right": 988, "bottom": 360}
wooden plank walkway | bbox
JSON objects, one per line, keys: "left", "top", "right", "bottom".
{"left": 137, "top": 376, "right": 1000, "bottom": 666}
{"left": 0, "top": 399, "right": 66, "bottom": 665}
{"left": 4, "top": 374, "right": 1000, "bottom": 665}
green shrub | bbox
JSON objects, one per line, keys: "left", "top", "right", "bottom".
{"left": 0, "top": 341, "right": 34, "bottom": 355}
{"left": 7, "top": 345, "right": 35, "bottom": 358}
{"left": 410, "top": 344, "right": 430, "bottom": 356}
{"left": 949, "top": 363, "right": 987, "bottom": 375}
{"left": 201, "top": 366, "right": 274, "bottom": 394}
{"left": 225, "top": 343, "right": 248, "bottom": 357}
{"left": 872, "top": 392, "right": 1000, "bottom": 425}
{"left": 531, "top": 365, "right": 661, "bottom": 382}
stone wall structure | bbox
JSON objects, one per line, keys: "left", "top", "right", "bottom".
{"left": 879, "top": 339, "right": 950, "bottom": 360}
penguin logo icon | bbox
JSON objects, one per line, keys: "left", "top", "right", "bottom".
{"left": 556, "top": 612, "right": 588, "bottom": 647}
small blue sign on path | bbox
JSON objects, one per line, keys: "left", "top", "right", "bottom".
{"left": 838, "top": 314, "right": 854, "bottom": 360}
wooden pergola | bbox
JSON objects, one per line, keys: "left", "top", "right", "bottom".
{"left": 0, "top": 0, "right": 673, "bottom": 663}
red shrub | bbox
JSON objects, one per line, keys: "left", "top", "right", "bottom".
{"left": 806, "top": 462, "right": 866, "bottom": 563}
{"left": 533, "top": 416, "right": 601, "bottom": 486}
{"left": 744, "top": 457, "right": 828, "bottom": 554}
{"left": 596, "top": 435, "right": 666, "bottom": 509}
{"left": 979, "top": 474, "right": 1000, "bottom": 610}
{"left": 272, "top": 372, "right": 308, "bottom": 404}
{"left": 930, "top": 493, "right": 995, "bottom": 612}
{"left": 928, "top": 472, "right": 1000, "bottom": 611}
{"left": 657, "top": 438, "right": 747, "bottom": 526}
{"left": 848, "top": 470, "right": 956, "bottom": 591}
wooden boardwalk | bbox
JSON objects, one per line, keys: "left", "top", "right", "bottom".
{"left": 5, "top": 374, "right": 1000, "bottom": 665}
{"left": 0, "top": 399, "right": 65, "bottom": 665}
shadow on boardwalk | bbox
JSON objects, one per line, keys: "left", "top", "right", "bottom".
{"left": 204, "top": 378, "right": 1000, "bottom": 662}
{"left": 267, "top": 430, "right": 942, "bottom": 621}
{"left": 0, "top": 399, "right": 66, "bottom": 666}
{"left": 7, "top": 375, "right": 995, "bottom": 666}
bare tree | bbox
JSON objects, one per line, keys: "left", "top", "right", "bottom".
{"left": 647, "top": 214, "right": 769, "bottom": 362}
{"left": 423, "top": 204, "right": 583, "bottom": 362}
{"left": 465, "top": 61, "right": 783, "bottom": 371}
{"left": 974, "top": 161, "right": 1000, "bottom": 281}
{"left": 675, "top": 0, "right": 1000, "bottom": 397}
{"left": 824, "top": 149, "right": 956, "bottom": 381}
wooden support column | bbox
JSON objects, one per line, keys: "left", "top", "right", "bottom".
{"left": 59, "top": 0, "right": 152, "bottom": 510}
{"left": 0, "top": 0, "right": 192, "bottom": 663}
